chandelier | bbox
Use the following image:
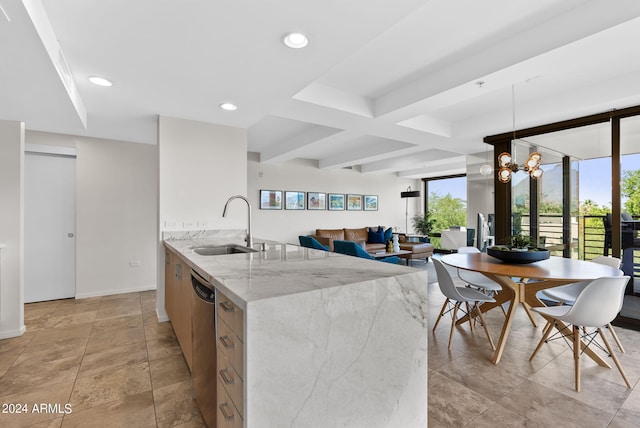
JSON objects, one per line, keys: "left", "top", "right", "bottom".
{"left": 497, "top": 151, "right": 543, "bottom": 183}
{"left": 496, "top": 83, "right": 543, "bottom": 183}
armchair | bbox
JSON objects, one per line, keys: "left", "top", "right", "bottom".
{"left": 333, "top": 240, "right": 399, "bottom": 264}
{"left": 298, "top": 235, "right": 330, "bottom": 251}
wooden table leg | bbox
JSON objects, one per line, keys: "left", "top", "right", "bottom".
{"left": 486, "top": 275, "right": 519, "bottom": 364}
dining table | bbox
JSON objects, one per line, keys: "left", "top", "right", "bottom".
{"left": 440, "top": 253, "right": 623, "bottom": 365}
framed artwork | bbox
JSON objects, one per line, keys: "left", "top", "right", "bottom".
{"left": 307, "top": 192, "right": 326, "bottom": 210}
{"left": 285, "top": 191, "right": 305, "bottom": 210}
{"left": 364, "top": 195, "right": 378, "bottom": 211}
{"left": 347, "top": 194, "right": 362, "bottom": 210}
{"left": 259, "top": 190, "right": 282, "bottom": 210}
{"left": 328, "top": 193, "right": 345, "bottom": 211}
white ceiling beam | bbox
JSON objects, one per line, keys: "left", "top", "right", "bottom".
{"left": 397, "top": 115, "right": 452, "bottom": 137}
{"left": 360, "top": 149, "right": 459, "bottom": 174}
{"left": 293, "top": 82, "right": 374, "bottom": 118}
{"left": 318, "top": 139, "right": 416, "bottom": 169}
{"left": 374, "top": 0, "right": 640, "bottom": 122}
{"left": 259, "top": 125, "right": 343, "bottom": 163}
{"left": 21, "top": 0, "right": 87, "bottom": 128}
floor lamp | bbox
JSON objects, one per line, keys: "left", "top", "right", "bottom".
{"left": 400, "top": 186, "right": 421, "bottom": 234}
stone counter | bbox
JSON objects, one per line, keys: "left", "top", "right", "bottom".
{"left": 163, "top": 230, "right": 428, "bottom": 427}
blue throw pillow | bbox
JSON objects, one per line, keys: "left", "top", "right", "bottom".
{"left": 384, "top": 227, "right": 393, "bottom": 242}
{"left": 368, "top": 227, "right": 385, "bottom": 244}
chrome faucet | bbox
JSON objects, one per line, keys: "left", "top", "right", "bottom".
{"left": 222, "top": 195, "right": 253, "bottom": 248}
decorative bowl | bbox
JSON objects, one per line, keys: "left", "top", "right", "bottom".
{"left": 486, "top": 247, "right": 550, "bottom": 264}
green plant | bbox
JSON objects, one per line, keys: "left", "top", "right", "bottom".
{"left": 510, "top": 234, "right": 531, "bottom": 249}
{"left": 411, "top": 212, "right": 435, "bottom": 236}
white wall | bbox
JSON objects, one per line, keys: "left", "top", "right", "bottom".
{"left": 0, "top": 120, "right": 25, "bottom": 339}
{"left": 26, "top": 131, "right": 158, "bottom": 298}
{"left": 158, "top": 117, "right": 248, "bottom": 232}
{"left": 158, "top": 117, "right": 247, "bottom": 320}
{"left": 247, "top": 154, "right": 421, "bottom": 244}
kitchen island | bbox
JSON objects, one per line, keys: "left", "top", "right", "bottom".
{"left": 164, "top": 230, "right": 428, "bottom": 428}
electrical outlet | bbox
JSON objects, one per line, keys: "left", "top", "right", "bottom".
{"left": 183, "top": 221, "right": 195, "bottom": 229}
{"left": 129, "top": 260, "right": 141, "bottom": 267}
{"left": 198, "top": 220, "right": 208, "bottom": 228}
{"left": 165, "top": 220, "right": 177, "bottom": 228}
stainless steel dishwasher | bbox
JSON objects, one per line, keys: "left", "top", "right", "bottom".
{"left": 190, "top": 269, "right": 217, "bottom": 428}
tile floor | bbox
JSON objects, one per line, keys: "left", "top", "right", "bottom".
{"left": 0, "top": 291, "right": 203, "bottom": 428}
{"left": 424, "top": 256, "right": 640, "bottom": 428}
{"left": 0, "top": 261, "right": 639, "bottom": 427}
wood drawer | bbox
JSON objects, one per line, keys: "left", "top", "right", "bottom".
{"left": 217, "top": 379, "right": 243, "bottom": 428}
{"left": 218, "top": 317, "right": 244, "bottom": 376}
{"left": 217, "top": 349, "right": 243, "bottom": 416}
{"left": 218, "top": 292, "right": 243, "bottom": 340}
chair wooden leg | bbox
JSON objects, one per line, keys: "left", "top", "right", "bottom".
{"left": 606, "top": 323, "right": 625, "bottom": 353}
{"left": 475, "top": 303, "right": 496, "bottom": 351}
{"left": 574, "top": 325, "right": 581, "bottom": 392}
{"left": 448, "top": 303, "right": 460, "bottom": 350}
{"left": 530, "top": 321, "right": 555, "bottom": 361}
{"left": 432, "top": 298, "right": 449, "bottom": 332}
{"left": 499, "top": 303, "right": 507, "bottom": 317}
{"left": 466, "top": 302, "right": 475, "bottom": 332}
{"left": 598, "top": 328, "right": 632, "bottom": 388}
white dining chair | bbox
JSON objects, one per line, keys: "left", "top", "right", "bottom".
{"left": 432, "top": 258, "right": 496, "bottom": 351}
{"left": 530, "top": 276, "right": 631, "bottom": 392}
{"left": 541, "top": 256, "right": 624, "bottom": 352}
{"left": 456, "top": 246, "right": 507, "bottom": 317}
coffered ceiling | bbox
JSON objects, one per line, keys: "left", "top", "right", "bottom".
{"left": 2, "top": 0, "right": 640, "bottom": 177}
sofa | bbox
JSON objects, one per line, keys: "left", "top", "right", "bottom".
{"left": 312, "top": 227, "right": 434, "bottom": 263}
{"left": 313, "top": 227, "right": 386, "bottom": 252}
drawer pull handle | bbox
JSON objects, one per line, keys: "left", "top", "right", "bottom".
{"left": 219, "top": 368, "right": 234, "bottom": 385}
{"left": 220, "top": 335, "right": 235, "bottom": 349}
{"left": 220, "top": 403, "right": 235, "bottom": 421}
{"left": 220, "top": 301, "right": 236, "bottom": 312}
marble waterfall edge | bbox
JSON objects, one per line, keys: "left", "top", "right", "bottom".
{"left": 245, "top": 270, "right": 428, "bottom": 427}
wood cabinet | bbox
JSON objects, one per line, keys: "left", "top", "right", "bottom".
{"left": 216, "top": 290, "right": 244, "bottom": 427}
{"left": 164, "top": 247, "right": 193, "bottom": 371}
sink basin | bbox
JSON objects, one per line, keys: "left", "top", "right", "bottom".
{"left": 192, "top": 244, "right": 258, "bottom": 256}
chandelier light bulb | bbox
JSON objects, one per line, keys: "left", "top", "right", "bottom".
{"left": 530, "top": 168, "right": 543, "bottom": 179}
{"left": 498, "top": 167, "right": 512, "bottom": 183}
{"left": 498, "top": 152, "right": 512, "bottom": 168}
{"left": 480, "top": 164, "right": 493, "bottom": 176}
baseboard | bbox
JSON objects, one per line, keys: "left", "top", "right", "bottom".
{"left": 156, "top": 307, "right": 169, "bottom": 323}
{"left": 75, "top": 284, "right": 157, "bottom": 299}
{"left": 0, "top": 324, "right": 26, "bottom": 340}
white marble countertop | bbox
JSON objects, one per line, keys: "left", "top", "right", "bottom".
{"left": 163, "top": 230, "right": 421, "bottom": 309}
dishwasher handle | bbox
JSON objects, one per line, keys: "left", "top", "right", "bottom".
{"left": 191, "top": 270, "right": 215, "bottom": 303}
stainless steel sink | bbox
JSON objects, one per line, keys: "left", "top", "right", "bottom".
{"left": 192, "top": 244, "right": 258, "bottom": 256}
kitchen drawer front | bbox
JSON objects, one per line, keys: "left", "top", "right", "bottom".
{"left": 218, "top": 317, "right": 244, "bottom": 376}
{"left": 217, "top": 350, "right": 243, "bottom": 416}
{"left": 217, "top": 379, "right": 243, "bottom": 428}
{"left": 218, "top": 292, "right": 243, "bottom": 340}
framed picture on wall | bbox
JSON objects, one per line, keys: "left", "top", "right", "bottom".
{"left": 307, "top": 192, "right": 326, "bottom": 210}
{"left": 328, "top": 193, "right": 345, "bottom": 210}
{"left": 347, "top": 194, "right": 362, "bottom": 210}
{"left": 285, "top": 191, "right": 305, "bottom": 210}
{"left": 259, "top": 190, "right": 282, "bottom": 209}
{"left": 364, "top": 195, "right": 378, "bottom": 211}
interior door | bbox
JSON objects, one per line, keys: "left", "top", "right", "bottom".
{"left": 24, "top": 151, "right": 76, "bottom": 303}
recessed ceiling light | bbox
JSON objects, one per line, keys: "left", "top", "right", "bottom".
{"left": 220, "top": 102, "right": 238, "bottom": 111}
{"left": 282, "top": 32, "right": 309, "bottom": 49}
{"left": 88, "top": 76, "right": 113, "bottom": 87}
